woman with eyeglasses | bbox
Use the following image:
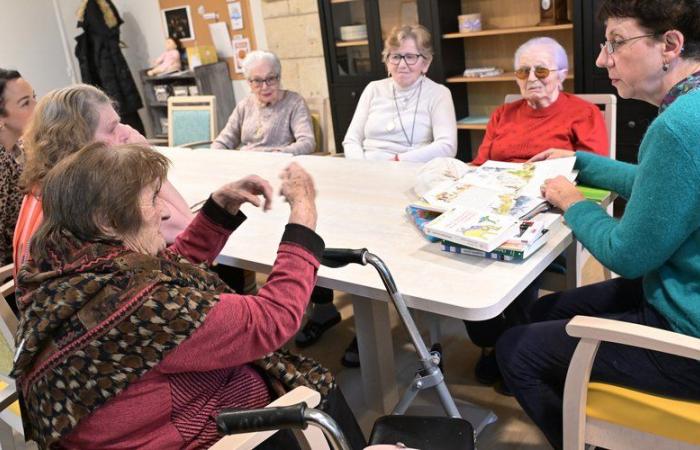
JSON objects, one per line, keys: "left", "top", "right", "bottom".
{"left": 495, "top": 1, "right": 700, "bottom": 448}
{"left": 342, "top": 24, "right": 457, "bottom": 162}
{"left": 471, "top": 36, "right": 608, "bottom": 165}
{"left": 212, "top": 50, "right": 315, "bottom": 154}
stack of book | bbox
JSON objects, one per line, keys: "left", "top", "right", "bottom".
{"left": 408, "top": 158, "right": 577, "bottom": 260}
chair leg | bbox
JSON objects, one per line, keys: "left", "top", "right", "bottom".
{"left": 0, "top": 420, "right": 16, "bottom": 450}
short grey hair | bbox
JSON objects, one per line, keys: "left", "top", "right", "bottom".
{"left": 513, "top": 37, "right": 569, "bottom": 71}
{"left": 241, "top": 50, "right": 281, "bottom": 79}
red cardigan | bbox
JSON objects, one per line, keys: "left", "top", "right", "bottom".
{"left": 62, "top": 204, "right": 323, "bottom": 449}
{"left": 471, "top": 92, "right": 609, "bottom": 165}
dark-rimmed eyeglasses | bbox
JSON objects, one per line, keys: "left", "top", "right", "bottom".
{"left": 600, "top": 33, "right": 657, "bottom": 55}
{"left": 514, "top": 66, "right": 559, "bottom": 80}
{"left": 248, "top": 75, "right": 279, "bottom": 87}
{"left": 386, "top": 53, "right": 424, "bottom": 66}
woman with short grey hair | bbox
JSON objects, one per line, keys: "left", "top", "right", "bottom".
{"left": 212, "top": 50, "right": 315, "bottom": 154}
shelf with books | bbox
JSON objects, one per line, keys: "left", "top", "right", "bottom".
{"left": 443, "top": 23, "right": 573, "bottom": 40}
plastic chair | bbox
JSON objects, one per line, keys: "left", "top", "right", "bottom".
{"left": 563, "top": 315, "right": 700, "bottom": 450}
{"left": 167, "top": 95, "right": 217, "bottom": 148}
{"left": 505, "top": 93, "right": 618, "bottom": 288}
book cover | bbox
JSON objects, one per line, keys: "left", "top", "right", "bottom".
{"left": 424, "top": 207, "right": 519, "bottom": 252}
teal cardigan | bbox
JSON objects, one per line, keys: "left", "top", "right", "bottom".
{"left": 565, "top": 89, "right": 700, "bottom": 338}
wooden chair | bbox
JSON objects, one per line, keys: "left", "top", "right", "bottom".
{"left": 305, "top": 97, "right": 332, "bottom": 156}
{"left": 0, "top": 268, "right": 23, "bottom": 450}
{"left": 167, "top": 95, "right": 217, "bottom": 148}
{"left": 505, "top": 93, "right": 617, "bottom": 288}
{"left": 563, "top": 315, "right": 700, "bottom": 450}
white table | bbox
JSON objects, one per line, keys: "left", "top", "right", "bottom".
{"left": 159, "top": 147, "right": 574, "bottom": 420}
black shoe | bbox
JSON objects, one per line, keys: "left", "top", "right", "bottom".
{"left": 474, "top": 348, "right": 501, "bottom": 386}
{"left": 341, "top": 337, "right": 360, "bottom": 368}
{"left": 294, "top": 313, "right": 341, "bottom": 348}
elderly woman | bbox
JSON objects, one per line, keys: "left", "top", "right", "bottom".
{"left": 13, "top": 84, "right": 193, "bottom": 273}
{"left": 0, "top": 68, "right": 35, "bottom": 266}
{"left": 472, "top": 37, "right": 608, "bottom": 165}
{"left": 496, "top": 1, "right": 700, "bottom": 447}
{"left": 343, "top": 25, "right": 457, "bottom": 162}
{"left": 11, "top": 143, "right": 365, "bottom": 449}
{"left": 212, "top": 50, "right": 315, "bottom": 154}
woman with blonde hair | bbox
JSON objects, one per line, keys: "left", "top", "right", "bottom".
{"left": 13, "top": 84, "right": 192, "bottom": 273}
{"left": 342, "top": 24, "right": 457, "bottom": 162}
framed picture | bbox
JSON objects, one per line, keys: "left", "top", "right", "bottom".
{"left": 162, "top": 6, "right": 195, "bottom": 41}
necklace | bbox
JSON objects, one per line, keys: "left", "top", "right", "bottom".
{"left": 392, "top": 76, "right": 424, "bottom": 147}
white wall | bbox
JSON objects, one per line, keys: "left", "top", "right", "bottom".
{"left": 0, "top": 0, "right": 75, "bottom": 95}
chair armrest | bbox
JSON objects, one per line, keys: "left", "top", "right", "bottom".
{"left": 209, "top": 386, "right": 323, "bottom": 450}
{"left": 566, "top": 315, "right": 700, "bottom": 360}
{"left": 180, "top": 140, "right": 213, "bottom": 149}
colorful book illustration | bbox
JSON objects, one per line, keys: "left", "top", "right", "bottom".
{"left": 405, "top": 206, "right": 441, "bottom": 242}
{"left": 423, "top": 207, "right": 519, "bottom": 252}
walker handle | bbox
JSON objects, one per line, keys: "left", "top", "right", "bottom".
{"left": 321, "top": 248, "right": 367, "bottom": 268}
{"left": 217, "top": 403, "right": 308, "bottom": 435}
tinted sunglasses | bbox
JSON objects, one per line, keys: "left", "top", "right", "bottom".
{"left": 514, "top": 66, "right": 559, "bottom": 80}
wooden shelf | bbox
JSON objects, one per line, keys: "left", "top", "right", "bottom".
{"left": 336, "top": 39, "right": 368, "bottom": 48}
{"left": 447, "top": 72, "right": 574, "bottom": 83}
{"left": 457, "top": 123, "right": 488, "bottom": 131}
{"left": 443, "top": 23, "right": 573, "bottom": 39}
{"left": 330, "top": 0, "right": 359, "bottom": 3}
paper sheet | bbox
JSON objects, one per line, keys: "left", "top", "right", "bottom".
{"left": 209, "top": 22, "right": 234, "bottom": 59}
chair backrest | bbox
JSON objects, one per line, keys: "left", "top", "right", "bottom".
{"left": 167, "top": 95, "right": 217, "bottom": 148}
{"left": 305, "top": 97, "right": 330, "bottom": 154}
{"left": 504, "top": 93, "right": 617, "bottom": 161}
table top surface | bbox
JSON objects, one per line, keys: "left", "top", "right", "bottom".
{"left": 159, "top": 147, "right": 572, "bottom": 321}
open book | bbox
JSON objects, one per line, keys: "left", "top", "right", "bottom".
{"left": 420, "top": 158, "right": 576, "bottom": 252}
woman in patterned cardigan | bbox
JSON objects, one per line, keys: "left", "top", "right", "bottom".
{"left": 11, "top": 143, "right": 365, "bottom": 449}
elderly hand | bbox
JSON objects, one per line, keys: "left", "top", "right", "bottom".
{"left": 528, "top": 148, "right": 576, "bottom": 162}
{"left": 280, "top": 162, "right": 317, "bottom": 230}
{"left": 212, "top": 175, "right": 274, "bottom": 215}
{"left": 541, "top": 176, "right": 585, "bottom": 212}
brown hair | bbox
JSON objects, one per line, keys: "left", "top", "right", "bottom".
{"left": 382, "top": 25, "right": 434, "bottom": 63}
{"left": 598, "top": 0, "right": 700, "bottom": 59}
{"left": 20, "top": 84, "right": 112, "bottom": 192}
{"left": 31, "top": 142, "right": 170, "bottom": 261}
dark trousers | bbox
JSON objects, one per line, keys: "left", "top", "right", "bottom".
{"left": 464, "top": 277, "right": 542, "bottom": 347}
{"left": 495, "top": 277, "right": 700, "bottom": 449}
{"left": 310, "top": 286, "right": 334, "bottom": 304}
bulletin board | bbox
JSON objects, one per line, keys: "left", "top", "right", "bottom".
{"left": 158, "top": 0, "right": 256, "bottom": 80}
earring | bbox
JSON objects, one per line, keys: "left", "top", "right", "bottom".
{"left": 663, "top": 62, "right": 670, "bottom": 72}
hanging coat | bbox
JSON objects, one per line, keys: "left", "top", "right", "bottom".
{"left": 75, "top": 0, "right": 143, "bottom": 116}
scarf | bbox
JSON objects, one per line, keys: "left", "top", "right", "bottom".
{"left": 659, "top": 70, "right": 700, "bottom": 114}
{"left": 11, "top": 232, "right": 230, "bottom": 448}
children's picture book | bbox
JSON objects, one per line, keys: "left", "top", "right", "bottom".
{"left": 423, "top": 207, "right": 519, "bottom": 252}
{"left": 415, "top": 157, "right": 576, "bottom": 219}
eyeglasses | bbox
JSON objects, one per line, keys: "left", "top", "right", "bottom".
{"left": 248, "top": 75, "right": 279, "bottom": 87}
{"left": 387, "top": 53, "right": 424, "bottom": 66}
{"left": 600, "top": 33, "right": 656, "bottom": 55}
{"left": 514, "top": 66, "right": 559, "bottom": 80}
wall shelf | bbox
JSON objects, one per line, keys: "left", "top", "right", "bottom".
{"left": 447, "top": 73, "right": 574, "bottom": 83}
{"left": 457, "top": 123, "right": 488, "bottom": 131}
{"left": 335, "top": 39, "right": 369, "bottom": 48}
{"left": 443, "top": 23, "right": 573, "bottom": 39}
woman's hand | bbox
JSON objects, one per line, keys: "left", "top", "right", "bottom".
{"left": 541, "top": 176, "right": 585, "bottom": 212}
{"left": 280, "top": 162, "right": 317, "bottom": 230}
{"left": 528, "top": 148, "right": 576, "bottom": 162}
{"left": 212, "top": 175, "right": 274, "bottom": 215}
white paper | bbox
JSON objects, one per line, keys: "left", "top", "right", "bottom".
{"left": 228, "top": 1, "right": 244, "bottom": 30}
{"left": 209, "top": 22, "right": 235, "bottom": 59}
{"left": 232, "top": 37, "right": 251, "bottom": 74}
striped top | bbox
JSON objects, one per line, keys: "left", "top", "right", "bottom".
{"left": 12, "top": 193, "right": 42, "bottom": 276}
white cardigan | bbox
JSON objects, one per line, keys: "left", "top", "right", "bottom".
{"left": 342, "top": 76, "right": 457, "bottom": 162}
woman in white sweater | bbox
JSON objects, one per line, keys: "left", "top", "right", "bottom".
{"left": 342, "top": 25, "right": 457, "bottom": 162}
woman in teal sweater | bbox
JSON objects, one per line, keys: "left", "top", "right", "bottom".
{"left": 495, "top": 1, "right": 700, "bottom": 448}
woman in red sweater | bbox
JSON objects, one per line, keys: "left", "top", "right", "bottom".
{"left": 466, "top": 37, "right": 609, "bottom": 393}
{"left": 12, "top": 143, "right": 365, "bottom": 449}
{"left": 471, "top": 37, "right": 608, "bottom": 165}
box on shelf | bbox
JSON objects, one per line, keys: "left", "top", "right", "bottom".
{"left": 172, "top": 85, "right": 190, "bottom": 96}
{"left": 153, "top": 85, "right": 170, "bottom": 102}
{"left": 188, "top": 85, "right": 199, "bottom": 96}
{"left": 186, "top": 45, "right": 217, "bottom": 69}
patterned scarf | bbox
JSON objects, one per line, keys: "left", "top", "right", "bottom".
{"left": 659, "top": 70, "right": 700, "bottom": 114}
{"left": 11, "top": 232, "right": 230, "bottom": 448}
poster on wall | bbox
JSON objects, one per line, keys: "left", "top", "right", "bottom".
{"left": 227, "top": 1, "right": 244, "bottom": 30}
{"left": 162, "top": 6, "right": 195, "bottom": 41}
{"left": 232, "top": 37, "right": 251, "bottom": 74}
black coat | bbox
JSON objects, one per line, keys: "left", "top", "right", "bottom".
{"left": 75, "top": 0, "right": 143, "bottom": 115}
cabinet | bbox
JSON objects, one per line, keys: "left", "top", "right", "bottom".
{"left": 140, "top": 61, "right": 235, "bottom": 139}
